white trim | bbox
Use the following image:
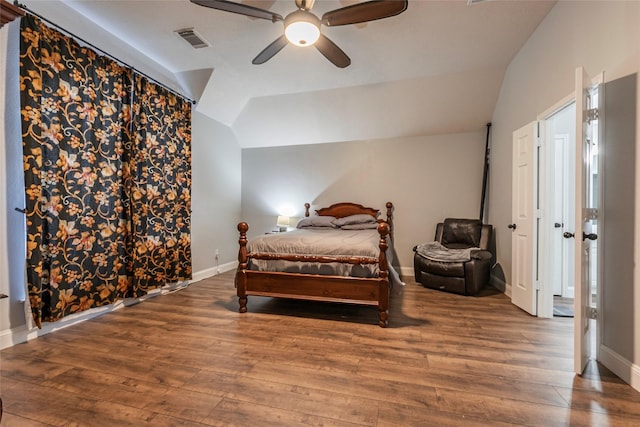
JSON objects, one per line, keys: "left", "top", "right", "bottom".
{"left": 1, "top": 299, "right": 126, "bottom": 350}
{"left": 0, "top": 324, "right": 27, "bottom": 350}
{"left": 190, "top": 261, "right": 237, "bottom": 283}
{"left": 537, "top": 92, "right": 575, "bottom": 122}
{"left": 633, "top": 362, "right": 640, "bottom": 393}
{"left": 399, "top": 266, "right": 414, "bottom": 279}
{"left": 504, "top": 282, "right": 512, "bottom": 298}
{"left": 599, "top": 344, "right": 640, "bottom": 392}
{"left": 490, "top": 273, "right": 509, "bottom": 296}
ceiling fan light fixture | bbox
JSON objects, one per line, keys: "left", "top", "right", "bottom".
{"left": 284, "top": 10, "right": 320, "bottom": 47}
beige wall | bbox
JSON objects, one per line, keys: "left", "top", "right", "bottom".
{"left": 190, "top": 111, "right": 242, "bottom": 277}
{"left": 241, "top": 131, "right": 487, "bottom": 274}
{"left": 488, "top": 0, "right": 640, "bottom": 386}
{"left": 602, "top": 74, "right": 636, "bottom": 362}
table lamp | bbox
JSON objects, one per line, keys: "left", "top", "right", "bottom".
{"left": 276, "top": 215, "right": 290, "bottom": 232}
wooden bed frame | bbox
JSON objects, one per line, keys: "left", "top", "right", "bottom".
{"left": 236, "top": 202, "right": 394, "bottom": 327}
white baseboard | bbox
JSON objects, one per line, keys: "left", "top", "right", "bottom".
{"left": 0, "top": 262, "right": 238, "bottom": 350}
{"left": 599, "top": 344, "right": 640, "bottom": 392}
{"left": 1, "top": 300, "right": 126, "bottom": 350}
{"left": 490, "top": 272, "right": 508, "bottom": 295}
{"left": 398, "top": 266, "right": 414, "bottom": 279}
{"left": 632, "top": 362, "right": 640, "bottom": 392}
{"left": 1, "top": 324, "right": 28, "bottom": 350}
{"left": 504, "top": 283, "right": 511, "bottom": 298}
{"left": 190, "top": 261, "right": 237, "bottom": 283}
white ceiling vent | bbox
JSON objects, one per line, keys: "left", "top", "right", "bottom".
{"left": 175, "top": 28, "right": 209, "bottom": 49}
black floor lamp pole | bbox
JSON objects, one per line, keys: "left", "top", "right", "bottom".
{"left": 479, "top": 122, "right": 492, "bottom": 224}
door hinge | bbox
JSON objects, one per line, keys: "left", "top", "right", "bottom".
{"left": 583, "top": 208, "right": 598, "bottom": 220}
{"left": 587, "top": 306, "right": 598, "bottom": 320}
{"left": 535, "top": 209, "right": 543, "bottom": 219}
{"left": 585, "top": 108, "right": 599, "bottom": 124}
{"left": 535, "top": 281, "right": 541, "bottom": 291}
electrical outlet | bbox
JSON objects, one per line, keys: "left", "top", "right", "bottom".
{"left": 215, "top": 249, "right": 219, "bottom": 257}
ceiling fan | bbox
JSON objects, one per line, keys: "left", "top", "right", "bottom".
{"left": 190, "top": 0, "right": 408, "bottom": 68}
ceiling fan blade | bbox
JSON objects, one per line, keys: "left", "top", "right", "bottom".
{"left": 322, "top": 0, "right": 407, "bottom": 27}
{"left": 295, "top": 0, "right": 316, "bottom": 11}
{"left": 252, "top": 35, "right": 288, "bottom": 65}
{"left": 190, "top": 0, "right": 283, "bottom": 22}
{"left": 314, "top": 34, "right": 351, "bottom": 68}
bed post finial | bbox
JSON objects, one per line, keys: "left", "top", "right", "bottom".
{"left": 237, "top": 222, "right": 249, "bottom": 313}
{"left": 385, "top": 202, "right": 394, "bottom": 241}
{"left": 304, "top": 203, "right": 311, "bottom": 217}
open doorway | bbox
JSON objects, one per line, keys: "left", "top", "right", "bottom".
{"left": 513, "top": 70, "right": 640, "bottom": 381}
{"left": 539, "top": 101, "right": 577, "bottom": 319}
{"left": 537, "top": 74, "right": 602, "bottom": 372}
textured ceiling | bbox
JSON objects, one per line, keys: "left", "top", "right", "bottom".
{"left": 20, "top": 0, "right": 556, "bottom": 147}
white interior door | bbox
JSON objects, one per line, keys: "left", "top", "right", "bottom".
{"left": 574, "top": 67, "right": 600, "bottom": 375}
{"left": 550, "top": 134, "right": 567, "bottom": 296}
{"left": 511, "top": 122, "right": 537, "bottom": 315}
{"left": 562, "top": 126, "right": 577, "bottom": 300}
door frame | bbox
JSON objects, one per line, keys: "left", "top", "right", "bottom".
{"left": 574, "top": 68, "right": 604, "bottom": 374}
{"left": 535, "top": 72, "right": 603, "bottom": 373}
{"left": 536, "top": 93, "right": 576, "bottom": 319}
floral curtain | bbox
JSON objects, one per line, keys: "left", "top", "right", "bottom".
{"left": 20, "top": 15, "right": 192, "bottom": 327}
{"left": 129, "top": 75, "right": 192, "bottom": 296}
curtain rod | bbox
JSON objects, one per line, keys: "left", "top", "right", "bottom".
{"left": 14, "top": 1, "right": 196, "bottom": 104}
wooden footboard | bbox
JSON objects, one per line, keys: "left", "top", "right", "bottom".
{"left": 235, "top": 203, "right": 392, "bottom": 327}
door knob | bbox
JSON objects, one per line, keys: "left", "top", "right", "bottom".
{"left": 563, "top": 232, "right": 575, "bottom": 239}
{"left": 507, "top": 223, "right": 517, "bottom": 230}
{"left": 583, "top": 232, "right": 598, "bottom": 241}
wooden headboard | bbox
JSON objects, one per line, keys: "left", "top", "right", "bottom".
{"left": 308, "top": 202, "right": 379, "bottom": 219}
{"left": 304, "top": 202, "right": 394, "bottom": 239}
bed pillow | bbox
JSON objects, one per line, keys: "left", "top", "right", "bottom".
{"left": 340, "top": 222, "right": 379, "bottom": 230}
{"left": 296, "top": 216, "right": 338, "bottom": 229}
{"left": 332, "top": 214, "right": 377, "bottom": 227}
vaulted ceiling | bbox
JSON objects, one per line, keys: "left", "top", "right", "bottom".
{"left": 20, "top": 0, "right": 556, "bottom": 147}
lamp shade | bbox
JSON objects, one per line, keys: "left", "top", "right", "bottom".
{"left": 276, "top": 216, "right": 290, "bottom": 227}
{"left": 284, "top": 10, "right": 320, "bottom": 47}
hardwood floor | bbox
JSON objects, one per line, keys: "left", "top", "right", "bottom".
{"left": 2, "top": 271, "right": 640, "bottom": 426}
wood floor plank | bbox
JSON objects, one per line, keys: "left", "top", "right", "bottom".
{"left": 554, "top": 385, "right": 640, "bottom": 420}
{"left": 0, "top": 412, "right": 53, "bottom": 427}
{"left": 376, "top": 400, "right": 518, "bottom": 427}
{"left": 1, "top": 376, "right": 208, "bottom": 426}
{"left": 141, "top": 388, "right": 225, "bottom": 424}
{"left": 201, "top": 397, "right": 368, "bottom": 427}
{"left": 356, "top": 358, "right": 569, "bottom": 407}
{"left": 183, "top": 369, "right": 380, "bottom": 425}
{"left": 242, "top": 360, "right": 441, "bottom": 409}
{"left": 434, "top": 387, "right": 640, "bottom": 427}
{"left": 426, "top": 353, "right": 580, "bottom": 388}
{"left": 2, "top": 270, "right": 639, "bottom": 426}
